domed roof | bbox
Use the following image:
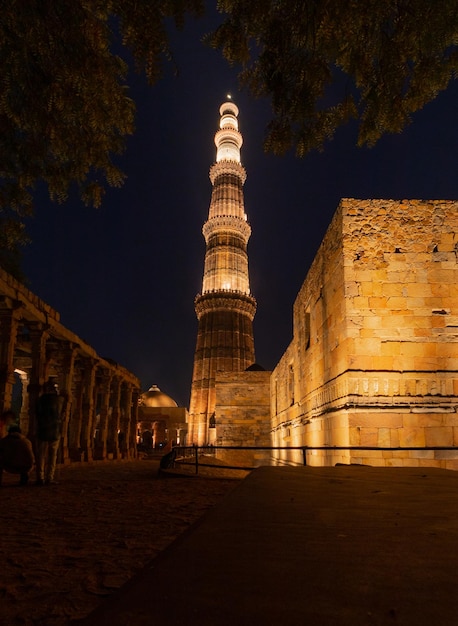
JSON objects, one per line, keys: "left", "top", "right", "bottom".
{"left": 141, "top": 385, "right": 178, "bottom": 408}
{"left": 245, "top": 362, "right": 266, "bottom": 371}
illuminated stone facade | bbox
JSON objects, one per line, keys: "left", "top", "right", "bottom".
{"left": 214, "top": 368, "right": 271, "bottom": 466}
{"left": 271, "top": 199, "right": 458, "bottom": 469}
{"left": 189, "top": 101, "right": 256, "bottom": 445}
{"left": 138, "top": 384, "right": 188, "bottom": 448}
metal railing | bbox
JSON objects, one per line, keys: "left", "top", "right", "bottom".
{"left": 172, "top": 444, "right": 458, "bottom": 475}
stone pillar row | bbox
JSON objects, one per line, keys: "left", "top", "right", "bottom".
{"left": 0, "top": 316, "right": 140, "bottom": 464}
{"left": 0, "top": 305, "right": 22, "bottom": 412}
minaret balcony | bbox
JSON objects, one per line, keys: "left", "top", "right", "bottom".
{"left": 209, "top": 161, "right": 246, "bottom": 184}
{"left": 214, "top": 128, "right": 243, "bottom": 149}
{"left": 202, "top": 216, "right": 251, "bottom": 241}
{"left": 194, "top": 290, "right": 257, "bottom": 321}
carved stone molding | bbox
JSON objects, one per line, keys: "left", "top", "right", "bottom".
{"left": 202, "top": 215, "right": 251, "bottom": 241}
{"left": 195, "top": 291, "right": 257, "bottom": 320}
{"left": 209, "top": 160, "right": 246, "bottom": 184}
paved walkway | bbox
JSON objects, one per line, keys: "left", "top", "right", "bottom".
{"left": 79, "top": 465, "right": 458, "bottom": 625}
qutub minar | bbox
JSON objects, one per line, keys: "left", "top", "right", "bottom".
{"left": 188, "top": 98, "right": 257, "bottom": 445}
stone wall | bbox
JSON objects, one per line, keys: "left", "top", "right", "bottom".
{"left": 214, "top": 369, "right": 271, "bottom": 466}
{"left": 137, "top": 405, "right": 188, "bottom": 447}
{"left": 272, "top": 199, "right": 458, "bottom": 469}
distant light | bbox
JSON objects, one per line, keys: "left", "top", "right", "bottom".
{"left": 227, "top": 94, "right": 232, "bottom": 100}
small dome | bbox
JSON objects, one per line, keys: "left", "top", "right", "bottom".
{"left": 141, "top": 385, "right": 178, "bottom": 408}
{"left": 245, "top": 363, "right": 266, "bottom": 371}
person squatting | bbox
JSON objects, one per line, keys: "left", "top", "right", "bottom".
{"left": 0, "top": 423, "right": 34, "bottom": 486}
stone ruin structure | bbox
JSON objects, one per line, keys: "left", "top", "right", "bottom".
{"left": 0, "top": 267, "right": 140, "bottom": 464}
{"left": 271, "top": 199, "right": 458, "bottom": 469}
{"left": 3, "top": 194, "right": 456, "bottom": 472}
{"left": 138, "top": 384, "right": 188, "bottom": 449}
{"left": 189, "top": 99, "right": 257, "bottom": 446}
{"left": 213, "top": 366, "right": 271, "bottom": 467}
{"left": 187, "top": 97, "right": 458, "bottom": 471}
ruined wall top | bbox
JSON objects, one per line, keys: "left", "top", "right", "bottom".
{"left": 294, "top": 198, "right": 458, "bottom": 311}
{"left": 0, "top": 266, "right": 60, "bottom": 323}
{"left": 0, "top": 267, "right": 140, "bottom": 387}
{"left": 340, "top": 198, "right": 458, "bottom": 256}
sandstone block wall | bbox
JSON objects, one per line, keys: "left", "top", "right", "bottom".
{"left": 271, "top": 199, "right": 458, "bottom": 469}
{"left": 214, "top": 369, "right": 271, "bottom": 466}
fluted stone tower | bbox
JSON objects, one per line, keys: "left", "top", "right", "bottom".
{"left": 189, "top": 99, "right": 256, "bottom": 445}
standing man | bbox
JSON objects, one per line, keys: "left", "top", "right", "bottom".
{"left": 35, "top": 379, "right": 65, "bottom": 485}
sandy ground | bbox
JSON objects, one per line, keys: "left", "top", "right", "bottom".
{"left": 0, "top": 458, "right": 240, "bottom": 625}
{"left": 79, "top": 465, "right": 458, "bottom": 626}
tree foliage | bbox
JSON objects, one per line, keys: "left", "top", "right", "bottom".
{"left": 0, "top": 0, "right": 203, "bottom": 277}
{"left": 0, "top": 0, "right": 204, "bottom": 212}
{"left": 209, "top": 0, "right": 458, "bottom": 156}
{"left": 2, "top": 0, "right": 458, "bottom": 278}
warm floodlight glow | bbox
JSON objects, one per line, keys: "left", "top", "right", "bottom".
{"left": 217, "top": 142, "right": 240, "bottom": 162}
{"left": 190, "top": 99, "right": 256, "bottom": 446}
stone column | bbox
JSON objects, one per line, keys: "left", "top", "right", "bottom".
{"left": 58, "top": 342, "right": 78, "bottom": 464}
{"left": 118, "top": 383, "right": 133, "bottom": 459}
{"left": 153, "top": 420, "right": 167, "bottom": 448}
{"left": 80, "top": 358, "right": 98, "bottom": 462}
{"left": 27, "top": 322, "right": 50, "bottom": 440}
{"left": 0, "top": 304, "right": 22, "bottom": 415}
{"left": 128, "top": 389, "right": 139, "bottom": 459}
{"left": 69, "top": 374, "right": 84, "bottom": 461}
{"left": 16, "top": 369, "right": 30, "bottom": 431}
{"left": 95, "top": 369, "right": 113, "bottom": 460}
{"left": 178, "top": 427, "right": 187, "bottom": 446}
{"left": 107, "top": 376, "right": 121, "bottom": 459}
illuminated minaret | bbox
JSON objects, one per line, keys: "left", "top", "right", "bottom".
{"left": 188, "top": 99, "right": 256, "bottom": 445}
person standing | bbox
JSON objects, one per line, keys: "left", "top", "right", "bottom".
{"left": 35, "top": 380, "right": 65, "bottom": 486}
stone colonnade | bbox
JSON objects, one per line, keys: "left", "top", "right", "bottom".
{"left": 0, "top": 268, "right": 140, "bottom": 464}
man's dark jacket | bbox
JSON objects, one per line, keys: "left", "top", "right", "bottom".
{"left": 36, "top": 393, "right": 64, "bottom": 441}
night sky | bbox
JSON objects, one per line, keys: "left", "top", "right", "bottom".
{"left": 21, "top": 6, "right": 458, "bottom": 407}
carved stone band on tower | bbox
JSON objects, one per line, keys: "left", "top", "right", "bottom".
{"left": 188, "top": 100, "right": 257, "bottom": 445}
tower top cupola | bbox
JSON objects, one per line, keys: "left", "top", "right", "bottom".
{"left": 215, "top": 99, "right": 243, "bottom": 163}
{"left": 219, "top": 101, "right": 239, "bottom": 129}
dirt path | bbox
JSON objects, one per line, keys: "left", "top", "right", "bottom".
{"left": 0, "top": 459, "right": 239, "bottom": 625}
